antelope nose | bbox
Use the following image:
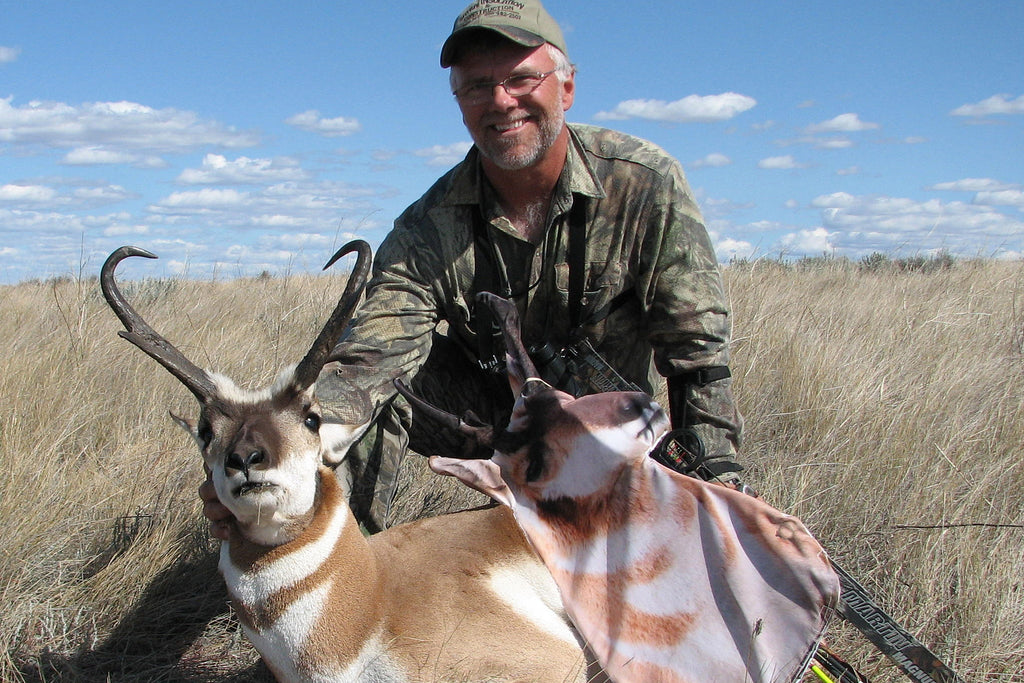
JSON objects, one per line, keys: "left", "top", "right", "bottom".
{"left": 225, "top": 450, "right": 265, "bottom": 478}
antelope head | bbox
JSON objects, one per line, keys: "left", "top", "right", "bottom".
{"left": 101, "top": 241, "right": 373, "bottom": 546}
{"left": 396, "top": 292, "right": 670, "bottom": 511}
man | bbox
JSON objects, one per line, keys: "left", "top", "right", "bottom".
{"left": 203, "top": 0, "right": 743, "bottom": 536}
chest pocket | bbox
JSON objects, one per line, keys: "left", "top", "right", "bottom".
{"left": 554, "top": 260, "right": 629, "bottom": 335}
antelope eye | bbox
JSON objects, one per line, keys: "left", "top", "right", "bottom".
{"left": 622, "top": 396, "right": 647, "bottom": 418}
{"left": 303, "top": 413, "right": 321, "bottom": 432}
{"left": 197, "top": 419, "right": 213, "bottom": 447}
{"left": 525, "top": 452, "right": 544, "bottom": 483}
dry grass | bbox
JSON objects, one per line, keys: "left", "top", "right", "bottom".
{"left": 726, "top": 258, "right": 1024, "bottom": 681}
{"left": 1, "top": 258, "right": 1021, "bottom": 681}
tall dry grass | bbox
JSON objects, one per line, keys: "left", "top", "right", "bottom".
{"left": 726, "top": 258, "right": 1024, "bottom": 681}
{"left": 0, "top": 258, "right": 1021, "bottom": 681}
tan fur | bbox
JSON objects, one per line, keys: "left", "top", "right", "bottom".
{"left": 190, "top": 384, "right": 598, "bottom": 683}
{"left": 224, "top": 473, "right": 593, "bottom": 682}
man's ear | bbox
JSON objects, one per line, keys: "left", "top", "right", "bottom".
{"left": 428, "top": 456, "right": 514, "bottom": 507}
{"left": 560, "top": 72, "right": 575, "bottom": 112}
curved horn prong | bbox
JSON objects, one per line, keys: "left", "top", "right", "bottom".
{"left": 293, "top": 239, "right": 372, "bottom": 390}
{"left": 393, "top": 379, "right": 495, "bottom": 453}
{"left": 476, "top": 292, "right": 539, "bottom": 378}
{"left": 100, "top": 246, "right": 219, "bottom": 402}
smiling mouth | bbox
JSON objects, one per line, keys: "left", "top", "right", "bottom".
{"left": 491, "top": 117, "right": 530, "bottom": 133}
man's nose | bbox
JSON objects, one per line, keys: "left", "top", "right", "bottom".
{"left": 487, "top": 83, "right": 519, "bottom": 109}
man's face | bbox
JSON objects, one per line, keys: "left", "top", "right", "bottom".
{"left": 451, "top": 42, "right": 575, "bottom": 171}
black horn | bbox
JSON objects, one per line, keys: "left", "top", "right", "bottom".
{"left": 393, "top": 379, "right": 495, "bottom": 453}
{"left": 476, "top": 292, "right": 539, "bottom": 379}
{"left": 292, "top": 240, "right": 372, "bottom": 390}
{"left": 101, "top": 246, "right": 220, "bottom": 402}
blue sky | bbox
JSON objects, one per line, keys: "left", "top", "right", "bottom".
{"left": 1, "top": 1, "right": 1021, "bottom": 284}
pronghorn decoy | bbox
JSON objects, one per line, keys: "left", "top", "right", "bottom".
{"left": 399, "top": 292, "right": 841, "bottom": 683}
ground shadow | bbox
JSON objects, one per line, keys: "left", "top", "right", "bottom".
{"left": 19, "top": 545, "right": 274, "bottom": 682}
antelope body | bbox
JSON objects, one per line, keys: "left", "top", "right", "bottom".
{"left": 101, "top": 244, "right": 597, "bottom": 683}
{"left": 406, "top": 293, "right": 842, "bottom": 683}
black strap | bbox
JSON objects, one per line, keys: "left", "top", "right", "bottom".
{"left": 472, "top": 207, "right": 504, "bottom": 372}
{"left": 690, "top": 365, "right": 732, "bottom": 386}
{"left": 667, "top": 368, "right": 732, "bottom": 427}
{"left": 474, "top": 198, "right": 589, "bottom": 368}
{"left": 567, "top": 198, "right": 587, "bottom": 334}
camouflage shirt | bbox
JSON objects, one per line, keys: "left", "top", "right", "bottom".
{"left": 332, "top": 123, "right": 742, "bottom": 458}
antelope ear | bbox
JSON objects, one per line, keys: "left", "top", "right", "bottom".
{"left": 507, "top": 391, "right": 532, "bottom": 434}
{"left": 169, "top": 410, "right": 205, "bottom": 449}
{"left": 505, "top": 350, "right": 528, "bottom": 397}
{"left": 319, "top": 418, "right": 372, "bottom": 466}
{"left": 428, "top": 456, "right": 514, "bottom": 507}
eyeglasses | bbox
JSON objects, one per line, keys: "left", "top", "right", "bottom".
{"left": 452, "top": 70, "right": 558, "bottom": 106}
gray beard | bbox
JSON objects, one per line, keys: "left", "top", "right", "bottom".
{"left": 478, "top": 111, "right": 565, "bottom": 171}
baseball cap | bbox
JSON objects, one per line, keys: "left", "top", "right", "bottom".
{"left": 440, "top": 0, "right": 569, "bottom": 68}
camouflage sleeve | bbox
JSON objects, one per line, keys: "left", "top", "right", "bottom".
{"left": 642, "top": 163, "right": 743, "bottom": 459}
{"left": 324, "top": 217, "right": 443, "bottom": 410}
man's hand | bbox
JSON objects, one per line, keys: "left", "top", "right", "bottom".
{"left": 199, "top": 468, "right": 234, "bottom": 541}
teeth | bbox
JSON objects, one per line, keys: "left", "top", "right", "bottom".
{"left": 493, "top": 119, "right": 527, "bottom": 132}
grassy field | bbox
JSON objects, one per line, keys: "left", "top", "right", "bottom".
{"left": 1, "top": 256, "right": 1021, "bottom": 681}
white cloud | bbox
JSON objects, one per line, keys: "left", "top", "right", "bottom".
{"left": 950, "top": 94, "right": 1024, "bottom": 117}
{"left": 285, "top": 110, "right": 361, "bottom": 137}
{"left": 250, "top": 215, "right": 309, "bottom": 227}
{"left": 710, "top": 191, "right": 1024, "bottom": 262}
{"left": 0, "top": 96, "right": 259, "bottom": 152}
{"left": 176, "top": 154, "right": 308, "bottom": 185}
{"left": 0, "top": 46, "right": 21, "bottom": 64}
{"left": 594, "top": 93, "right": 756, "bottom": 123}
{"left": 73, "top": 185, "right": 134, "bottom": 204}
{"left": 698, "top": 196, "right": 754, "bottom": 219}
{"left": 821, "top": 137, "right": 856, "bottom": 149}
{"left": 690, "top": 153, "right": 731, "bottom": 169}
{"left": 371, "top": 149, "right": 398, "bottom": 162}
{"left": 61, "top": 146, "right": 167, "bottom": 168}
{"left": 776, "top": 134, "right": 854, "bottom": 149}
{"left": 837, "top": 166, "right": 861, "bottom": 176}
{"left": 413, "top": 142, "right": 473, "bottom": 167}
{"left": 103, "top": 224, "right": 150, "bottom": 237}
{"left": 758, "top": 155, "right": 806, "bottom": 170}
{"left": 780, "top": 227, "right": 836, "bottom": 253}
{"left": 154, "top": 188, "right": 249, "bottom": 210}
{"left": 811, "top": 193, "right": 1024, "bottom": 246}
{"left": 974, "top": 190, "right": 1024, "bottom": 207}
{"left": 925, "top": 179, "right": 1024, "bottom": 208}
{"left": 714, "top": 236, "right": 757, "bottom": 261}
{"left": 145, "top": 180, "right": 389, "bottom": 238}
{"left": 0, "top": 183, "right": 57, "bottom": 202}
{"left": 263, "top": 232, "right": 333, "bottom": 248}
{"left": 0, "top": 180, "right": 136, "bottom": 210}
{"left": 928, "top": 178, "right": 1018, "bottom": 192}
{"left": 0, "top": 207, "right": 127, "bottom": 234}
{"left": 805, "top": 113, "right": 880, "bottom": 134}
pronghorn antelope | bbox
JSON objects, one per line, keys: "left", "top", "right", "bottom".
{"left": 101, "top": 243, "right": 600, "bottom": 683}
{"left": 399, "top": 292, "right": 843, "bottom": 683}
